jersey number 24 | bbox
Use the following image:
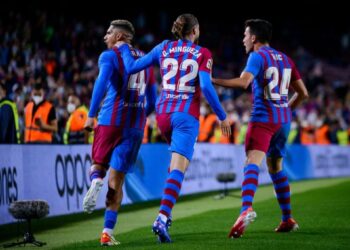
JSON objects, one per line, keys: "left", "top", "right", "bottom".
{"left": 264, "top": 67, "right": 291, "bottom": 100}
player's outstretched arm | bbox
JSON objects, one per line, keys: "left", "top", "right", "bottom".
{"left": 212, "top": 71, "right": 253, "bottom": 89}
{"left": 199, "top": 71, "right": 231, "bottom": 136}
{"left": 118, "top": 43, "right": 162, "bottom": 74}
{"left": 85, "top": 52, "right": 114, "bottom": 131}
{"left": 288, "top": 79, "right": 309, "bottom": 110}
{"left": 213, "top": 52, "right": 259, "bottom": 89}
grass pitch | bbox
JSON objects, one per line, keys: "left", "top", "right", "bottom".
{"left": 1, "top": 177, "right": 349, "bottom": 249}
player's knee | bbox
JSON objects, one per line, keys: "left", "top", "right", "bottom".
{"left": 245, "top": 156, "right": 262, "bottom": 166}
{"left": 170, "top": 152, "right": 189, "bottom": 172}
{"left": 267, "top": 157, "right": 282, "bottom": 173}
{"left": 245, "top": 150, "right": 265, "bottom": 166}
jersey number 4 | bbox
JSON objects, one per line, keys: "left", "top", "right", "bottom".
{"left": 162, "top": 58, "right": 198, "bottom": 93}
{"left": 264, "top": 67, "right": 291, "bottom": 100}
{"left": 128, "top": 70, "right": 146, "bottom": 96}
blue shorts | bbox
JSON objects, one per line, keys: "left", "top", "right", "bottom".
{"left": 110, "top": 128, "right": 143, "bottom": 173}
{"left": 156, "top": 112, "right": 199, "bottom": 161}
{"left": 267, "top": 123, "right": 291, "bottom": 158}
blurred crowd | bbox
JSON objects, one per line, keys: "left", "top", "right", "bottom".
{"left": 0, "top": 11, "right": 350, "bottom": 145}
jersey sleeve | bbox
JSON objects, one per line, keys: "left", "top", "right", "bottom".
{"left": 244, "top": 52, "right": 263, "bottom": 77}
{"left": 119, "top": 40, "right": 167, "bottom": 74}
{"left": 287, "top": 57, "right": 301, "bottom": 81}
{"left": 198, "top": 48, "right": 226, "bottom": 120}
{"left": 145, "top": 67, "right": 157, "bottom": 116}
{"left": 199, "top": 71, "right": 226, "bottom": 121}
{"left": 88, "top": 51, "right": 115, "bottom": 117}
{"left": 198, "top": 48, "right": 213, "bottom": 74}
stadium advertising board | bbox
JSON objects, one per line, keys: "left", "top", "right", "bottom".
{"left": 0, "top": 144, "right": 349, "bottom": 225}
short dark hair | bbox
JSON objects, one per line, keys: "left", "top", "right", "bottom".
{"left": 171, "top": 13, "right": 199, "bottom": 40}
{"left": 110, "top": 20, "right": 135, "bottom": 39}
{"left": 245, "top": 19, "right": 272, "bottom": 43}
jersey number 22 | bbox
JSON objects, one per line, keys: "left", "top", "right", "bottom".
{"left": 162, "top": 58, "right": 198, "bottom": 93}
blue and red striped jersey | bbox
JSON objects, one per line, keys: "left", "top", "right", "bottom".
{"left": 244, "top": 46, "right": 301, "bottom": 124}
{"left": 119, "top": 40, "right": 226, "bottom": 121}
{"left": 88, "top": 47, "right": 156, "bottom": 129}
{"left": 155, "top": 40, "right": 211, "bottom": 119}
